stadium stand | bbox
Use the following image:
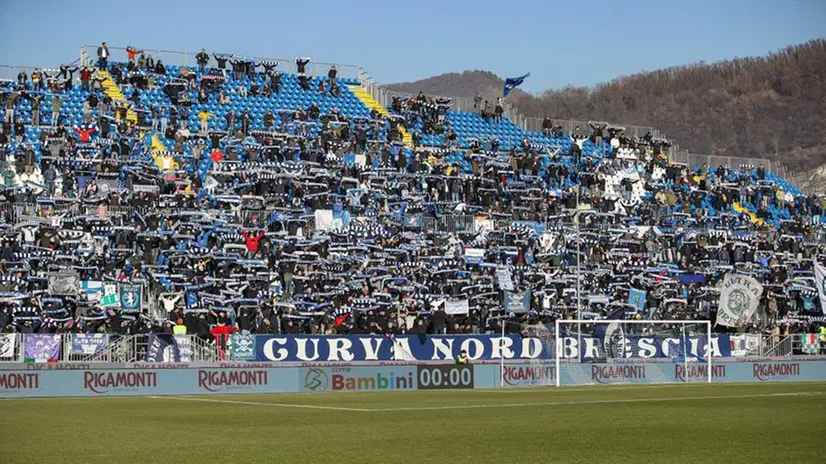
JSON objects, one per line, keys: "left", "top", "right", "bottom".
{"left": 0, "top": 43, "right": 825, "bottom": 342}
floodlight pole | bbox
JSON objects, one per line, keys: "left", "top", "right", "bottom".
{"left": 500, "top": 315, "right": 505, "bottom": 388}
{"left": 575, "top": 184, "right": 581, "bottom": 362}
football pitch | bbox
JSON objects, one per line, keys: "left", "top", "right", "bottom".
{"left": 2, "top": 382, "right": 825, "bottom": 463}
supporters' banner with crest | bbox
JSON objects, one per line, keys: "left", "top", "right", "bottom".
{"left": 628, "top": 288, "right": 646, "bottom": 311}
{"left": 119, "top": 284, "right": 142, "bottom": 311}
{"left": 231, "top": 333, "right": 257, "bottom": 360}
{"left": 24, "top": 334, "right": 61, "bottom": 363}
{"left": 717, "top": 274, "right": 763, "bottom": 327}
{"left": 70, "top": 334, "right": 109, "bottom": 355}
{"left": 0, "top": 334, "right": 16, "bottom": 358}
{"left": 729, "top": 334, "right": 760, "bottom": 356}
{"left": 504, "top": 290, "right": 531, "bottom": 313}
{"left": 814, "top": 263, "right": 826, "bottom": 315}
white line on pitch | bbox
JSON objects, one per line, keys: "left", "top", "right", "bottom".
{"left": 362, "top": 391, "right": 823, "bottom": 412}
{"left": 484, "top": 381, "right": 826, "bottom": 394}
{"left": 148, "top": 395, "right": 371, "bottom": 412}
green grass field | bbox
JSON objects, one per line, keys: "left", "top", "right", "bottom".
{"left": 2, "top": 382, "right": 825, "bottom": 463}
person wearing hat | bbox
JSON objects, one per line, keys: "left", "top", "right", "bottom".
{"left": 455, "top": 349, "right": 468, "bottom": 365}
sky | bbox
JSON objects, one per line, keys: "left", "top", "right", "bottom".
{"left": 0, "top": 0, "right": 823, "bottom": 94}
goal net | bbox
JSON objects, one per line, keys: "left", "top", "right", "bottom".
{"left": 554, "top": 320, "right": 713, "bottom": 386}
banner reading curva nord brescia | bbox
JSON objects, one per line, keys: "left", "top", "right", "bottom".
{"left": 240, "top": 334, "right": 733, "bottom": 362}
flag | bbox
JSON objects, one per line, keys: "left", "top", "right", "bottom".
{"left": 628, "top": 288, "right": 646, "bottom": 311}
{"left": 23, "top": 334, "right": 60, "bottom": 363}
{"left": 503, "top": 73, "right": 530, "bottom": 96}
{"left": 504, "top": 290, "right": 531, "bottom": 313}
{"left": 0, "top": 334, "right": 15, "bottom": 358}
{"left": 814, "top": 262, "right": 826, "bottom": 315}
{"left": 101, "top": 283, "right": 119, "bottom": 307}
{"left": 444, "top": 299, "right": 470, "bottom": 315}
{"left": 678, "top": 274, "right": 706, "bottom": 284}
{"left": 801, "top": 334, "right": 819, "bottom": 354}
{"left": 717, "top": 273, "right": 763, "bottom": 327}
{"left": 119, "top": 284, "right": 142, "bottom": 311}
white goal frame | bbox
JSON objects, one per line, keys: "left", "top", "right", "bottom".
{"left": 554, "top": 319, "right": 713, "bottom": 387}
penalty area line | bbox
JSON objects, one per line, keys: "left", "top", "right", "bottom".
{"left": 148, "top": 395, "right": 371, "bottom": 412}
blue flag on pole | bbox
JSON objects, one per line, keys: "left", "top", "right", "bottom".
{"left": 628, "top": 288, "right": 647, "bottom": 311}
{"left": 503, "top": 73, "right": 530, "bottom": 96}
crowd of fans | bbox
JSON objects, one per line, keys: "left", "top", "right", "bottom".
{"left": 0, "top": 43, "right": 825, "bottom": 344}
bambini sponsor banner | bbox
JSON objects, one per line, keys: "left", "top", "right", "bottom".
{"left": 300, "top": 366, "right": 418, "bottom": 393}
{"left": 249, "top": 334, "right": 732, "bottom": 362}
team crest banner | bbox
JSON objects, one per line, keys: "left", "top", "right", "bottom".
{"left": 119, "top": 284, "right": 142, "bottom": 311}
{"left": 232, "top": 334, "right": 257, "bottom": 360}
{"left": 717, "top": 274, "right": 763, "bottom": 327}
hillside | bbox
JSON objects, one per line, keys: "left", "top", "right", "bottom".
{"left": 386, "top": 40, "right": 826, "bottom": 173}
{"left": 385, "top": 70, "right": 530, "bottom": 101}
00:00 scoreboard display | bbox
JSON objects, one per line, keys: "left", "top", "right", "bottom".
{"left": 416, "top": 365, "right": 474, "bottom": 390}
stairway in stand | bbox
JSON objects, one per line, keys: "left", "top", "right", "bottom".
{"left": 348, "top": 85, "right": 413, "bottom": 146}
{"left": 95, "top": 70, "right": 137, "bottom": 124}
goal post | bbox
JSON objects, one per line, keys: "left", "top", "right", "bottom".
{"left": 554, "top": 320, "right": 713, "bottom": 386}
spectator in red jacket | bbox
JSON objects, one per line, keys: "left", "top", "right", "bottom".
{"left": 74, "top": 124, "right": 96, "bottom": 142}
{"left": 241, "top": 230, "right": 265, "bottom": 258}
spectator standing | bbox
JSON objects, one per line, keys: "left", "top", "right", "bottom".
{"left": 542, "top": 117, "right": 553, "bottom": 137}
{"left": 295, "top": 57, "right": 310, "bottom": 75}
{"left": 97, "top": 42, "right": 110, "bottom": 70}
{"left": 4, "top": 92, "right": 17, "bottom": 124}
{"left": 80, "top": 66, "right": 94, "bottom": 91}
{"left": 327, "top": 65, "right": 337, "bottom": 89}
{"left": 31, "top": 93, "right": 42, "bottom": 127}
{"left": 31, "top": 69, "right": 43, "bottom": 91}
{"left": 198, "top": 111, "right": 215, "bottom": 135}
{"left": 126, "top": 46, "right": 141, "bottom": 63}
{"left": 196, "top": 49, "right": 210, "bottom": 72}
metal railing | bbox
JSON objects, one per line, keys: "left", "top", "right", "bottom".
{"left": 0, "top": 334, "right": 222, "bottom": 363}
{"left": 2, "top": 333, "right": 824, "bottom": 364}
{"left": 520, "top": 117, "right": 657, "bottom": 139}
{"left": 81, "top": 45, "right": 362, "bottom": 83}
